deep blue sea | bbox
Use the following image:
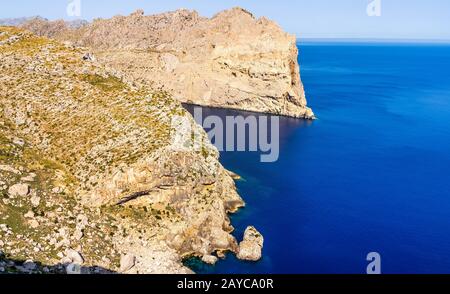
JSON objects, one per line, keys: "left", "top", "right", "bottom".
{"left": 185, "top": 41, "right": 450, "bottom": 274}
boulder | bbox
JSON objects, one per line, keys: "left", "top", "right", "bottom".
{"left": 20, "top": 7, "right": 315, "bottom": 119}
{"left": 28, "top": 219, "right": 40, "bottom": 229}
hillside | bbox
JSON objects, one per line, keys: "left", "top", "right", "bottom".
{"left": 0, "top": 26, "right": 253, "bottom": 273}
{"left": 21, "top": 8, "right": 315, "bottom": 119}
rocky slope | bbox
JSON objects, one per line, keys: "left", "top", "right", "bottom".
{"left": 0, "top": 27, "right": 256, "bottom": 274}
{"left": 20, "top": 7, "right": 315, "bottom": 119}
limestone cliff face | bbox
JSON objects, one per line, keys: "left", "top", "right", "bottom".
{"left": 0, "top": 27, "right": 247, "bottom": 273}
{"left": 21, "top": 7, "right": 315, "bottom": 119}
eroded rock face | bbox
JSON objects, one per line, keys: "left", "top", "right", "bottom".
{"left": 237, "top": 226, "right": 264, "bottom": 261}
{"left": 21, "top": 7, "right": 314, "bottom": 119}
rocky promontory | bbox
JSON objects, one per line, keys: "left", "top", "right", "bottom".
{"left": 0, "top": 26, "right": 255, "bottom": 273}
{"left": 20, "top": 7, "right": 315, "bottom": 119}
{"left": 237, "top": 226, "right": 264, "bottom": 261}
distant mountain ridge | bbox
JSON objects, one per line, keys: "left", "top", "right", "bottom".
{"left": 0, "top": 16, "right": 88, "bottom": 29}
{"left": 0, "top": 16, "right": 45, "bottom": 26}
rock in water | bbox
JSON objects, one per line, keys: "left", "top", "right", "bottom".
{"left": 237, "top": 226, "right": 264, "bottom": 261}
{"left": 201, "top": 255, "right": 219, "bottom": 265}
{"left": 20, "top": 7, "right": 314, "bottom": 119}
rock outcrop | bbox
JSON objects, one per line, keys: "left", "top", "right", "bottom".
{"left": 0, "top": 27, "right": 249, "bottom": 274}
{"left": 20, "top": 7, "right": 314, "bottom": 119}
{"left": 237, "top": 226, "right": 264, "bottom": 261}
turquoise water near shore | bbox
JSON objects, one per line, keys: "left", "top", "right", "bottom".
{"left": 185, "top": 41, "right": 450, "bottom": 273}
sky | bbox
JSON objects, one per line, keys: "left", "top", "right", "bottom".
{"left": 1, "top": 0, "right": 449, "bottom": 40}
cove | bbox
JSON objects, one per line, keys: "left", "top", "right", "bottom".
{"left": 184, "top": 41, "right": 450, "bottom": 274}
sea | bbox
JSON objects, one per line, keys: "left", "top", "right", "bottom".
{"left": 184, "top": 40, "right": 450, "bottom": 274}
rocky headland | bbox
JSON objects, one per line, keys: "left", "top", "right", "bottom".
{"left": 20, "top": 7, "right": 315, "bottom": 119}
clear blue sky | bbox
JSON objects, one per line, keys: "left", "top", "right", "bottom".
{"left": 1, "top": 0, "right": 449, "bottom": 40}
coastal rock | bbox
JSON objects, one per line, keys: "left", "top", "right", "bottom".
{"left": 30, "top": 195, "right": 41, "bottom": 207}
{"left": 20, "top": 7, "right": 314, "bottom": 118}
{"left": 237, "top": 226, "right": 264, "bottom": 261}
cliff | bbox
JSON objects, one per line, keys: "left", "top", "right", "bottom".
{"left": 0, "top": 27, "right": 251, "bottom": 273}
{"left": 20, "top": 7, "right": 315, "bottom": 119}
